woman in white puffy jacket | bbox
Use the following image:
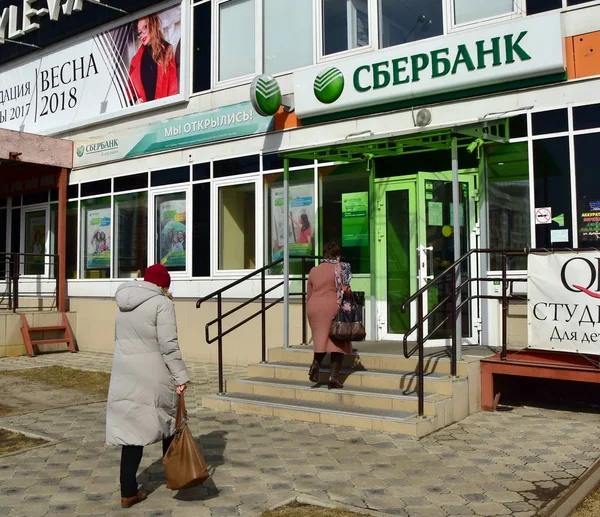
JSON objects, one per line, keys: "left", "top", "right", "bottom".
{"left": 106, "top": 263, "right": 189, "bottom": 509}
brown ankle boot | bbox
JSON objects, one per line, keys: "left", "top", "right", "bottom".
{"left": 308, "top": 360, "right": 321, "bottom": 383}
{"left": 121, "top": 491, "right": 147, "bottom": 508}
{"left": 328, "top": 360, "right": 344, "bottom": 389}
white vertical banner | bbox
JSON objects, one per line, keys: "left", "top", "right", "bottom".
{"left": 528, "top": 252, "right": 600, "bottom": 354}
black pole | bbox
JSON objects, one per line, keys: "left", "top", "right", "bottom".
{"left": 501, "top": 253, "right": 508, "bottom": 361}
{"left": 217, "top": 293, "right": 224, "bottom": 394}
{"left": 301, "top": 257, "right": 307, "bottom": 344}
{"left": 261, "top": 268, "right": 266, "bottom": 363}
{"left": 12, "top": 254, "right": 19, "bottom": 313}
{"left": 450, "top": 267, "right": 457, "bottom": 377}
{"left": 417, "top": 292, "right": 424, "bottom": 417}
{"left": 7, "top": 254, "right": 12, "bottom": 311}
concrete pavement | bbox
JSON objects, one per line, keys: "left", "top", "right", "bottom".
{"left": 1, "top": 352, "right": 599, "bottom": 517}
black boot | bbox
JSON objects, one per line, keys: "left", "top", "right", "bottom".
{"left": 328, "top": 354, "right": 344, "bottom": 389}
{"left": 308, "top": 353, "right": 325, "bottom": 383}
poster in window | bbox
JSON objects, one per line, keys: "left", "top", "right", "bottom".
{"left": 25, "top": 212, "right": 46, "bottom": 275}
{"left": 86, "top": 209, "right": 111, "bottom": 269}
{"left": 342, "top": 192, "right": 369, "bottom": 247}
{"left": 158, "top": 200, "right": 187, "bottom": 268}
{"left": 579, "top": 199, "right": 600, "bottom": 242}
{"left": 271, "top": 185, "right": 314, "bottom": 261}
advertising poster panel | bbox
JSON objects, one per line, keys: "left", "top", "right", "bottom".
{"left": 342, "top": 192, "right": 369, "bottom": 247}
{"left": 86, "top": 208, "right": 111, "bottom": 270}
{"left": 158, "top": 198, "right": 187, "bottom": 269}
{"left": 528, "top": 251, "right": 600, "bottom": 355}
{"left": 271, "top": 185, "right": 314, "bottom": 261}
{"left": 0, "top": 4, "right": 184, "bottom": 134}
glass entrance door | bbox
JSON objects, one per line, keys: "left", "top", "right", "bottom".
{"left": 375, "top": 171, "right": 478, "bottom": 343}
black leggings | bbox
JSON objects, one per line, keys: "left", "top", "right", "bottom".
{"left": 120, "top": 435, "right": 174, "bottom": 498}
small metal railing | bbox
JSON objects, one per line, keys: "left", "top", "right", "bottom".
{"left": 401, "top": 247, "right": 596, "bottom": 417}
{"left": 0, "top": 252, "right": 60, "bottom": 312}
{"left": 196, "top": 256, "right": 321, "bottom": 393}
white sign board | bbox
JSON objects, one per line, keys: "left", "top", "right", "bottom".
{"left": 294, "top": 13, "right": 565, "bottom": 119}
{"left": 529, "top": 252, "right": 600, "bottom": 355}
{"left": 535, "top": 207, "right": 552, "bottom": 224}
{"left": 0, "top": 3, "right": 187, "bottom": 135}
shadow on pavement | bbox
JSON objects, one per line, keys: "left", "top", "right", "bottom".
{"left": 139, "top": 430, "right": 228, "bottom": 502}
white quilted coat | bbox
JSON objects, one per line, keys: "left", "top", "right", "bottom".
{"left": 106, "top": 280, "right": 190, "bottom": 446}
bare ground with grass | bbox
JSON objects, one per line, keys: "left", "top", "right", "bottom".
{"left": 0, "top": 429, "right": 47, "bottom": 455}
{"left": 570, "top": 486, "right": 600, "bottom": 517}
{"left": 261, "top": 502, "right": 368, "bottom": 517}
{"left": 0, "top": 366, "right": 111, "bottom": 415}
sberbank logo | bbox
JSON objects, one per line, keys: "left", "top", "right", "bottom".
{"left": 250, "top": 74, "right": 282, "bottom": 117}
{"left": 314, "top": 67, "right": 344, "bottom": 104}
{"left": 76, "top": 146, "right": 85, "bottom": 158}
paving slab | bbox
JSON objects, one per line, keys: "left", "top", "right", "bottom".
{"left": 1, "top": 352, "right": 600, "bottom": 516}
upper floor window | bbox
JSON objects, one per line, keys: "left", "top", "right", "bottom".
{"left": 322, "top": 0, "right": 370, "bottom": 55}
{"left": 453, "top": 0, "right": 516, "bottom": 25}
{"left": 526, "top": 0, "right": 595, "bottom": 14}
{"left": 379, "top": 0, "right": 443, "bottom": 48}
{"left": 217, "top": 0, "right": 314, "bottom": 83}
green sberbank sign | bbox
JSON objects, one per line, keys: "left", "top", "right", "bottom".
{"left": 74, "top": 102, "right": 273, "bottom": 168}
{"left": 294, "top": 13, "right": 565, "bottom": 119}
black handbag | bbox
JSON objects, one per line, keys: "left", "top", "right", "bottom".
{"left": 330, "top": 292, "right": 366, "bottom": 342}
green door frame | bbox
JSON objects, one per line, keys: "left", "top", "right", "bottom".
{"left": 373, "top": 169, "right": 478, "bottom": 343}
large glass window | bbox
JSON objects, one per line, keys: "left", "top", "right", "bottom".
{"left": 533, "top": 138, "right": 573, "bottom": 248}
{"left": 81, "top": 197, "right": 111, "bottom": 279}
{"left": 23, "top": 209, "right": 47, "bottom": 276}
{"left": 320, "top": 163, "right": 370, "bottom": 274}
{"left": 265, "top": 170, "right": 315, "bottom": 274}
{"left": 575, "top": 133, "right": 600, "bottom": 248}
{"left": 323, "top": 0, "right": 369, "bottom": 56}
{"left": 155, "top": 192, "right": 187, "bottom": 272}
{"left": 264, "top": 0, "right": 313, "bottom": 74}
{"left": 219, "top": 0, "right": 256, "bottom": 81}
{"left": 379, "top": 0, "right": 443, "bottom": 48}
{"left": 454, "top": 0, "right": 514, "bottom": 25}
{"left": 115, "top": 193, "right": 148, "bottom": 278}
{"left": 486, "top": 143, "right": 530, "bottom": 270}
{"left": 526, "top": 0, "right": 561, "bottom": 14}
{"left": 218, "top": 183, "right": 256, "bottom": 270}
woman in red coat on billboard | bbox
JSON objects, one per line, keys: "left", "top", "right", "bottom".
{"left": 128, "top": 14, "right": 178, "bottom": 104}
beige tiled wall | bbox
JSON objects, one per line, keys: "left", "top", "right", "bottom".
{"left": 68, "top": 297, "right": 306, "bottom": 366}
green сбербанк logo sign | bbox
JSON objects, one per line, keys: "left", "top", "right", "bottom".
{"left": 314, "top": 67, "right": 345, "bottom": 104}
{"left": 76, "top": 146, "right": 85, "bottom": 157}
{"left": 352, "top": 32, "right": 532, "bottom": 92}
{"left": 250, "top": 75, "right": 282, "bottom": 117}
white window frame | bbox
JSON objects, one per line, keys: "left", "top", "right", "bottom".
{"left": 149, "top": 185, "right": 193, "bottom": 279}
{"left": 213, "top": 0, "right": 262, "bottom": 88}
{"left": 446, "top": 0, "right": 526, "bottom": 33}
{"left": 317, "top": 0, "right": 378, "bottom": 62}
{"left": 212, "top": 175, "right": 263, "bottom": 276}
{"left": 20, "top": 204, "right": 50, "bottom": 278}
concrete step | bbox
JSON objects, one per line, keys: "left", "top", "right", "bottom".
{"left": 226, "top": 377, "right": 450, "bottom": 416}
{"left": 202, "top": 392, "right": 438, "bottom": 438}
{"left": 248, "top": 362, "right": 465, "bottom": 396}
{"left": 268, "top": 347, "right": 476, "bottom": 376}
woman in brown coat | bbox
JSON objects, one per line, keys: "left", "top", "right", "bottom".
{"left": 307, "top": 242, "right": 352, "bottom": 389}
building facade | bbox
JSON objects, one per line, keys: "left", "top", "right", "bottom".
{"left": 1, "top": 0, "right": 600, "bottom": 362}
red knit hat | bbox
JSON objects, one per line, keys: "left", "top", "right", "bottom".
{"left": 144, "top": 264, "right": 171, "bottom": 289}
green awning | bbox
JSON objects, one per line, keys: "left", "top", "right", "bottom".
{"left": 276, "top": 120, "right": 509, "bottom": 163}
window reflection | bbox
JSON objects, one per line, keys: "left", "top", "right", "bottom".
{"left": 323, "top": 0, "right": 369, "bottom": 55}
{"left": 379, "top": 0, "right": 442, "bottom": 48}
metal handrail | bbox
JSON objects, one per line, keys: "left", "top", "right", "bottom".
{"left": 400, "top": 247, "right": 597, "bottom": 417}
{"left": 0, "top": 252, "right": 60, "bottom": 313}
{"left": 196, "top": 255, "right": 323, "bottom": 393}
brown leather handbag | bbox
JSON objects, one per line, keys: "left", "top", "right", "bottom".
{"left": 162, "top": 394, "right": 210, "bottom": 490}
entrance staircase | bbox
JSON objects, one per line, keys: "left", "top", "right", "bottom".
{"left": 203, "top": 347, "right": 481, "bottom": 438}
